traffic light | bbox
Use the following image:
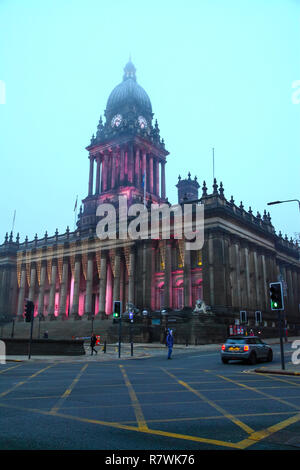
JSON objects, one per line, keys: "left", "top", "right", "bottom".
{"left": 25, "top": 300, "right": 34, "bottom": 322}
{"left": 113, "top": 301, "right": 122, "bottom": 319}
{"left": 270, "top": 282, "right": 284, "bottom": 311}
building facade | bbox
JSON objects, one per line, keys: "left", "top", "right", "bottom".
{"left": 0, "top": 61, "right": 299, "bottom": 339}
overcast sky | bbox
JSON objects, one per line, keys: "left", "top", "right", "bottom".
{"left": 0, "top": 0, "right": 299, "bottom": 243}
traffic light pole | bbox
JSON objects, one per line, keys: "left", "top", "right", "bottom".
{"left": 28, "top": 313, "right": 34, "bottom": 360}
{"left": 278, "top": 311, "right": 285, "bottom": 370}
{"left": 118, "top": 316, "right": 122, "bottom": 359}
{"left": 130, "top": 320, "right": 133, "bottom": 357}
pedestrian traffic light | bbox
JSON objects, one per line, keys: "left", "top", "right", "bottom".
{"left": 270, "top": 282, "right": 284, "bottom": 311}
{"left": 113, "top": 301, "right": 122, "bottom": 319}
{"left": 24, "top": 300, "right": 34, "bottom": 322}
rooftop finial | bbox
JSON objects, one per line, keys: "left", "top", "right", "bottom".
{"left": 123, "top": 59, "right": 136, "bottom": 81}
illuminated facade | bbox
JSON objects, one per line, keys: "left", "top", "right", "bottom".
{"left": 0, "top": 61, "right": 300, "bottom": 339}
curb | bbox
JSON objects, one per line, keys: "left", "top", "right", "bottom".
{"left": 255, "top": 368, "right": 300, "bottom": 377}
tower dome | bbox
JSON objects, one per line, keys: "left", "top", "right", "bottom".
{"left": 105, "top": 60, "right": 152, "bottom": 118}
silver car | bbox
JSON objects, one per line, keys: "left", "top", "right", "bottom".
{"left": 221, "top": 336, "right": 273, "bottom": 364}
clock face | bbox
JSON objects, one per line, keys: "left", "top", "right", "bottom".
{"left": 138, "top": 116, "right": 147, "bottom": 129}
{"left": 111, "top": 114, "right": 122, "bottom": 128}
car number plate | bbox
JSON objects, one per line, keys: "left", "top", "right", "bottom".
{"left": 229, "top": 347, "right": 240, "bottom": 351}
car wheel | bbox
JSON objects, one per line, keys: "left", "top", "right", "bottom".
{"left": 248, "top": 352, "right": 257, "bottom": 365}
{"left": 222, "top": 358, "right": 229, "bottom": 364}
{"left": 267, "top": 350, "right": 273, "bottom": 362}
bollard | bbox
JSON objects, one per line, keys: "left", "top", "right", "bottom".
{"left": 103, "top": 340, "right": 106, "bottom": 353}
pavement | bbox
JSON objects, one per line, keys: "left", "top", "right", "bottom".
{"left": 4, "top": 336, "right": 300, "bottom": 376}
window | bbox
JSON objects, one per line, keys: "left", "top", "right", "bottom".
{"left": 226, "top": 338, "right": 246, "bottom": 344}
{"left": 240, "top": 311, "right": 247, "bottom": 324}
{"left": 255, "top": 311, "right": 262, "bottom": 325}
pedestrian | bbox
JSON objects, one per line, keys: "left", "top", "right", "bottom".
{"left": 166, "top": 329, "right": 174, "bottom": 360}
{"left": 90, "top": 332, "right": 98, "bottom": 355}
{"left": 43, "top": 331, "right": 48, "bottom": 339}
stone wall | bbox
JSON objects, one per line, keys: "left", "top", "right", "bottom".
{"left": 1, "top": 338, "right": 85, "bottom": 356}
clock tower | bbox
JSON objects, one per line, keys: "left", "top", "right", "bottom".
{"left": 78, "top": 60, "right": 169, "bottom": 231}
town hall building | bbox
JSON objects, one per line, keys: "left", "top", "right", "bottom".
{"left": 0, "top": 60, "right": 299, "bottom": 342}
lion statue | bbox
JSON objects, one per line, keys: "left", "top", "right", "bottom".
{"left": 193, "top": 299, "right": 211, "bottom": 314}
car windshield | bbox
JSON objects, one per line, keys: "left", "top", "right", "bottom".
{"left": 225, "top": 338, "right": 246, "bottom": 344}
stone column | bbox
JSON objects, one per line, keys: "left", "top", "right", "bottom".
{"left": 155, "top": 159, "right": 160, "bottom": 196}
{"left": 161, "top": 161, "right": 166, "bottom": 199}
{"left": 142, "top": 150, "right": 147, "bottom": 186}
{"left": 120, "top": 147, "right": 125, "bottom": 184}
{"left": 48, "top": 259, "right": 57, "bottom": 320}
{"left": 95, "top": 156, "right": 101, "bottom": 195}
{"left": 135, "top": 147, "right": 140, "bottom": 187}
{"left": 28, "top": 263, "right": 37, "bottom": 303}
{"left": 163, "top": 240, "right": 172, "bottom": 308}
{"left": 71, "top": 255, "right": 81, "bottom": 319}
{"left": 208, "top": 233, "right": 214, "bottom": 306}
{"left": 88, "top": 156, "right": 94, "bottom": 196}
{"left": 241, "top": 243, "right": 250, "bottom": 309}
{"left": 113, "top": 249, "right": 121, "bottom": 303}
{"left": 261, "top": 252, "right": 268, "bottom": 311}
{"left": 149, "top": 155, "right": 154, "bottom": 193}
{"left": 234, "top": 241, "right": 242, "bottom": 309}
{"left": 202, "top": 230, "right": 211, "bottom": 306}
{"left": 98, "top": 251, "right": 107, "bottom": 318}
{"left": 129, "top": 144, "right": 134, "bottom": 183}
{"left": 128, "top": 247, "right": 135, "bottom": 304}
{"left": 183, "top": 242, "right": 192, "bottom": 307}
{"left": 292, "top": 270, "right": 298, "bottom": 318}
{"left": 84, "top": 253, "right": 94, "bottom": 317}
{"left": 38, "top": 261, "right": 47, "bottom": 317}
{"left": 102, "top": 154, "right": 108, "bottom": 192}
{"left": 143, "top": 241, "right": 154, "bottom": 309}
{"left": 17, "top": 264, "right": 26, "bottom": 318}
{"left": 253, "top": 249, "right": 260, "bottom": 309}
{"left": 59, "top": 257, "right": 69, "bottom": 318}
{"left": 287, "top": 267, "right": 294, "bottom": 313}
{"left": 111, "top": 151, "right": 116, "bottom": 189}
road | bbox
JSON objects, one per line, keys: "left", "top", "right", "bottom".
{"left": 1, "top": 344, "right": 300, "bottom": 451}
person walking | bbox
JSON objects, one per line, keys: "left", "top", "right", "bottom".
{"left": 166, "top": 329, "right": 174, "bottom": 360}
{"left": 90, "top": 332, "right": 98, "bottom": 355}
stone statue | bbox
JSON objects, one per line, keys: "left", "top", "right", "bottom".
{"left": 193, "top": 299, "right": 211, "bottom": 314}
{"left": 125, "top": 303, "right": 140, "bottom": 315}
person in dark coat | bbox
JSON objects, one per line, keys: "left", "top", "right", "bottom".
{"left": 166, "top": 329, "right": 174, "bottom": 359}
{"left": 90, "top": 333, "right": 98, "bottom": 355}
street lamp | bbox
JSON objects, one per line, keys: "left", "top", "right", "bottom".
{"left": 267, "top": 199, "right": 300, "bottom": 212}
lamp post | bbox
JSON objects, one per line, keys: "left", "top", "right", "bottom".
{"left": 268, "top": 198, "right": 300, "bottom": 361}
{"left": 267, "top": 199, "right": 300, "bottom": 213}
